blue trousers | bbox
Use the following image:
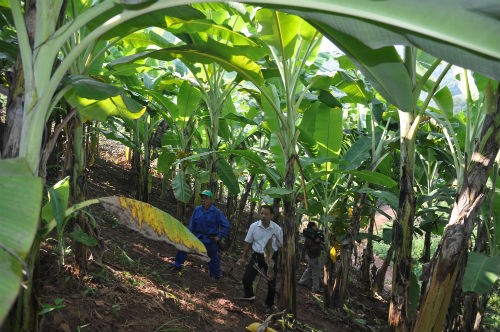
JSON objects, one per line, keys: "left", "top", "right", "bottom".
{"left": 173, "top": 239, "right": 221, "bottom": 278}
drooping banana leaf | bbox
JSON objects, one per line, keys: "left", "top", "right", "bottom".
{"left": 98, "top": 196, "right": 207, "bottom": 259}
{"left": 108, "top": 39, "right": 265, "bottom": 87}
{"left": 65, "top": 77, "right": 147, "bottom": 122}
{"left": 282, "top": 0, "right": 500, "bottom": 81}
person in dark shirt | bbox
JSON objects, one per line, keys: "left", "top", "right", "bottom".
{"left": 171, "top": 190, "right": 230, "bottom": 280}
{"left": 298, "top": 221, "right": 323, "bottom": 293}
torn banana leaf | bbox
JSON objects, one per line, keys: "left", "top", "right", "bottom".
{"left": 99, "top": 196, "right": 208, "bottom": 260}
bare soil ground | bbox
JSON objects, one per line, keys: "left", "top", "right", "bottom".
{"left": 37, "top": 144, "right": 390, "bottom": 332}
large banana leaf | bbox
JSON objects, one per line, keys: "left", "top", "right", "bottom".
{"left": 314, "top": 24, "right": 414, "bottom": 112}
{"left": 177, "top": 81, "right": 203, "bottom": 124}
{"left": 65, "top": 77, "right": 147, "bottom": 122}
{"left": 281, "top": 0, "right": 500, "bottom": 81}
{"left": 340, "top": 135, "right": 372, "bottom": 171}
{"left": 349, "top": 170, "right": 398, "bottom": 188}
{"left": 216, "top": 158, "right": 240, "bottom": 195}
{"left": 108, "top": 39, "right": 265, "bottom": 86}
{"left": 0, "top": 160, "right": 42, "bottom": 327}
{"left": 255, "top": 9, "right": 320, "bottom": 63}
{"left": 87, "top": 5, "right": 205, "bottom": 41}
{"left": 462, "top": 252, "right": 500, "bottom": 294}
{"left": 165, "top": 17, "right": 259, "bottom": 46}
{"left": 98, "top": 196, "right": 207, "bottom": 259}
{"left": 299, "top": 102, "right": 343, "bottom": 158}
{"left": 172, "top": 170, "right": 192, "bottom": 203}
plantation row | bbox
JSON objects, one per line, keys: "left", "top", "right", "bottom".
{"left": 0, "top": 1, "right": 499, "bottom": 331}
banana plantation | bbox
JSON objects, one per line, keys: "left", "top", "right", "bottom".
{"left": 0, "top": 0, "right": 499, "bottom": 331}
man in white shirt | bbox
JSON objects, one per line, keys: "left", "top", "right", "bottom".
{"left": 237, "top": 204, "right": 283, "bottom": 311}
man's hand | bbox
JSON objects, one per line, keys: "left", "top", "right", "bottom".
{"left": 237, "top": 257, "right": 246, "bottom": 266}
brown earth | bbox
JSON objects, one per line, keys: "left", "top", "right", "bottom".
{"left": 37, "top": 144, "right": 390, "bottom": 332}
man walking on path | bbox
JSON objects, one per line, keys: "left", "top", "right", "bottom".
{"left": 237, "top": 204, "right": 283, "bottom": 311}
{"left": 171, "top": 190, "right": 230, "bottom": 280}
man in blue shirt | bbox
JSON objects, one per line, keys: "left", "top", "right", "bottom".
{"left": 171, "top": 190, "right": 230, "bottom": 280}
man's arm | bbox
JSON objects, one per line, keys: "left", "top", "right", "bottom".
{"left": 238, "top": 242, "right": 252, "bottom": 266}
{"left": 218, "top": 210, "right": 230, "bottom": 239}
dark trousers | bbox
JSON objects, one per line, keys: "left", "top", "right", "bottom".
{"left": 242, "top": 251, "right": 278, "bottom": 307}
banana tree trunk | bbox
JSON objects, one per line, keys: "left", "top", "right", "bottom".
{"left": 375, "top": 243, "right": 394, "bottom": 293}
{"left": 229, "top": 173, "right": 255, "bottom": 251}
{"left": 462, "top": 163, "right": 499, "bottom": 331}
{"left": 413, "top": 82, "right": 499, "bottom": 332}
{"left": 1, "top": 60, "right": 24, "bottom": 158}
{"left": 389, "top": 110, "right": 417, "bottom": 331}
{"left": 86, "top": 122, "right": 99, "bottom": 168}
{"left": 281, "top": 156, "right": 297, "bottom": 322}
{"left": 331, "top": 192, "right": 367, "bottom": 307}
{"left": 361, "top": 216, "right": 375, "bottom": 290}
{"left": 70, "top": 115, "right": 93, "bottom": 274}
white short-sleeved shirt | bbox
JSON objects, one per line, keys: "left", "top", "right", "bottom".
{"left": 244, "top": 220, "right": 283, "bottom": 253}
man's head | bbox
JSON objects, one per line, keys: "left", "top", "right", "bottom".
{"left": 307, "top": 221, "right": 318, "bottom": 230}
{"left": 200, "top": 190, "right": 213, "bottom": 209}
{"left": 260, "top": 204, "right": 273, "bottom": 226}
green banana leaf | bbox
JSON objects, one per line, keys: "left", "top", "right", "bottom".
{"left": 65, "top": 77, "right": 147, "bottom": 122}
{"left": 221, "top": 149, "right": 281, "bottom": 186}
{"left": 216, "top": 159, "right": 240, "bottom": 195}
{"left": 340, "top": 136, "right": 372, "bottom": 171}
{"left": 357, "top": 188, "right": 399, "bottom": 210}
{"left": 40, "top": 177, "right": 70, "bottom": 240}
{"left": 300, "top": 102, "right": 343, "bottom": 158}
{"left": 108, "top": 39, "right": 265, "bottom": 87}
{"left": 255, "top": 9, "right": 321, "bottom": 64}
{"left": 315, "top": 24, "right": 414, "bottom": 112}
{"left": 462, "top": 252, "right": 500, "bottom": 294}
{"left": 172, "top": 170, "right": 192, "bottom": 203}
{"left": 0, "top": 160, "right": 43, "bottom": 327}
{"left": 283, "top": 0, "right": 500, "bottom": 81}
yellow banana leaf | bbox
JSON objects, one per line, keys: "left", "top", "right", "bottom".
{"left": 245, "top": 322, "right": 277, "bottom": 332}
{"left": 99, "top": 196, "right": 208, "bottom": 260}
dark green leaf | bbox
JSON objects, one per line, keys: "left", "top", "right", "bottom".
{"left": 216, "top": 159, "right": 240, "bottom": 195}
{"left": 69, "top": 230, "right": 98, "bottom": 247}
{"left": 462, "top": 252, "right": 500, "bottom": 294}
